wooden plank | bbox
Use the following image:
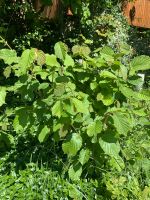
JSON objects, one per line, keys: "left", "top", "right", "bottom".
{"left": 34, "top": 0, "right": 61, "bottom": 19}
{"left": 123, "top": 0, "right": 150, "bottom": 28}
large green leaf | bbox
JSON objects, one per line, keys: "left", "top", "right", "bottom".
{"left": 52, "top": 101, "right": 63, "bottom": 118}
{"left": 101, "top": 46, "right": 114, "bottom": 56}
{"left": 0, "top": 49, "right": 17, "bottom": 64}
{"left": 18, "top": 49, "right": 35, "bottom": 75}
{"left": 99, "top": 133, "right": 120, "bottom": 157}
{"left": 112, "top": 112, "right": 131, "bottom": 136}
{"left": 64, "top": 54, "right": 74, "bottom": 67}
{"left": 100, "top": 70, "right": 117, "bottom": 79}
{"left": 87, "top": 120, "right": 102, "bottom": 137}
{"left": 45, "top": 54, "right": 59, "bottom": 67}
{"left": 54, "top": 42, "right": 68, "bottom": 61}
{"left": 0, "top": 87, "right": 6, "bottom": 107}
{"left": 38, "top": 125, "right": 50, "bottom": 143}
{"left": 72, "top": 98, "right": 89, "bottom": 114}
{"left": 79, "top": 148, "right": 91, "bottom": 165}
{"left": 130, "top": 55, "right": 150, "bottom": 75}
{"left": 72, "top": 45, "right": 91, "bottom": 57}
{"left": 120, "top": 85, "right": 150, "bottom": 101}
{"left": 13, "top": 108, "right": 29, "bottom": 133}
{"left": 13, "top": 115, "right": 24, "bottom": 133}
{"left": 62, "top": 133, "right": 82, "bottom": 157}
{"left": 100, "top": 46, "right": 114, "bottom": 62}
{"left": 36, "top": 50, "right": 46, "bottom": 66}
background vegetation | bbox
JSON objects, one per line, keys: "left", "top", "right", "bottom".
{"left": 0, "top": 0, "right": 150, "bottom": 199}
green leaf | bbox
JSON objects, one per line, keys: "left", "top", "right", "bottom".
{"left": 79, "top": 149, "right": 91, "bottom": 165}
{"left": 99, "top": 133, "right": 120, "bottom": 157}
{"left": 0, "top": 133, "right": 14, "bottom": 149}
{"left": 101, "top": 46, "right": 114, "bottom": 56}
{"left": 112, "top": 112, "right": 131, "bottom": 136}
{"left": 72, "top": 45, "right": 91, "bottom": 57}
{"left": 56, "top": 76, "right": 69, "bottom": 83}
{"left": 18, "top": 49, "right": 35, "bottom": 75}
{"left": 52, "top": 101, "right": 63, "bottom": 118}
{"left": 120, "top": 85, "right": 150, "bottom": 101}
{"left": 101, "top": 46, "right": 114, "bottom": 62}
{"left": 68, "top": 164, "right": 82, "bottom": 181}
{"left": 62, "top": 133, "right": 82, "bottom": 157}
{"left": 54, "top": 84, "right": 65, "bottom": 96}
{"left": 0, "top": 49, "right": 17, "bottom": 64}
{"left": 0, "top": 87, "right": 6, "bottom": 107}
{"left": 130, "top": 55, "right": 150, "bottom": 75}
{"left": 13, "top": 115, "right": 24, "bottom": 133}
{"left": 119, "top": 65, "right": 127, "bottom": 80}
{"left": 36, "top": 49, "right": 46, "bottom": 66}
{"left": 13, "top": 108, "right": 29, "bottom": 133}
{"left": 100, "top": 70, "right": 117, "bottom": 79}
{"left": 38, "top": 83, "right": 49, "bottom": 90}
{"left": 54, "top": 42, "right": 68, "bottom": 61}
{"left": 3, "top": 66, "right": 11, "bottom": 78}
{"left": 64, "top": 54, "right": 74, "bottom": 67}
{"left": 72, "top": 98, "right": 89, "bottom": 114}
{"left": 109, "top": 156, "right": 125, "bottom": 172}
{"left": 45, "top": 54, "right": 59, "bottom": 67}
{"left": 38, "top": 125, "right": 50, "bottom": 143}
{"left": 37, "top": 71, "right": 49, "bottom": 80}
{"left": 87, "top": 120, "right": 102, "bottom": 137}
{"left": 97, "top": 90, "right": 114, "bottom": 106}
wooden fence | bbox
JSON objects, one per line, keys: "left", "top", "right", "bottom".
{"left": 123, "top": 0, "right": 150, "bottom": 28}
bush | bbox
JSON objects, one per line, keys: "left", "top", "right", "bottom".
{"left": 0, "top": 42, "right": 150, "bottom": 199}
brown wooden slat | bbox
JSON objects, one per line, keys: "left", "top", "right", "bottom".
{"left": 34, "top": 0, "right": 61, "bottom": 19}
{"left": 123, "top": 0, "right": 150, "bottom": 28}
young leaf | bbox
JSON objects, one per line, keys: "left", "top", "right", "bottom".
{"left": 38, "top": 125, "right": 50, "bottom": 143}
{"left": 62, "top": 133, "right": 82, "bottom": 157}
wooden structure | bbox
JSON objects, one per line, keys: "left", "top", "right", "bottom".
{"left": 33, "top": 0, "right": 73, "bottom": 19}
{"left": 34, "top": 0, "right": 61, "bottom": 20}
{"left": 123, "top": 0, "right": 150, "bottom": 28}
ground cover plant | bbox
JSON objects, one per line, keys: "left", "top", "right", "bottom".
{"left": 0, "top": 0, "right": 150, "bottom": 199}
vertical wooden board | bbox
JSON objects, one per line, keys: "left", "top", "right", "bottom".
{"left": 123, "top": 0, "right": 150, "bottom": 28}
{"left": 34, "top": 0, "right": 61, "bottom": 19}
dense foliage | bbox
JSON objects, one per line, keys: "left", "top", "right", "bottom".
{"left": 0, "top": 0, "right": 150, "bottom": 199}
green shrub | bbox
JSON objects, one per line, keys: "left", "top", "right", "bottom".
{"left": 0, "top": 42, "right": 150, "bottom": 199}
